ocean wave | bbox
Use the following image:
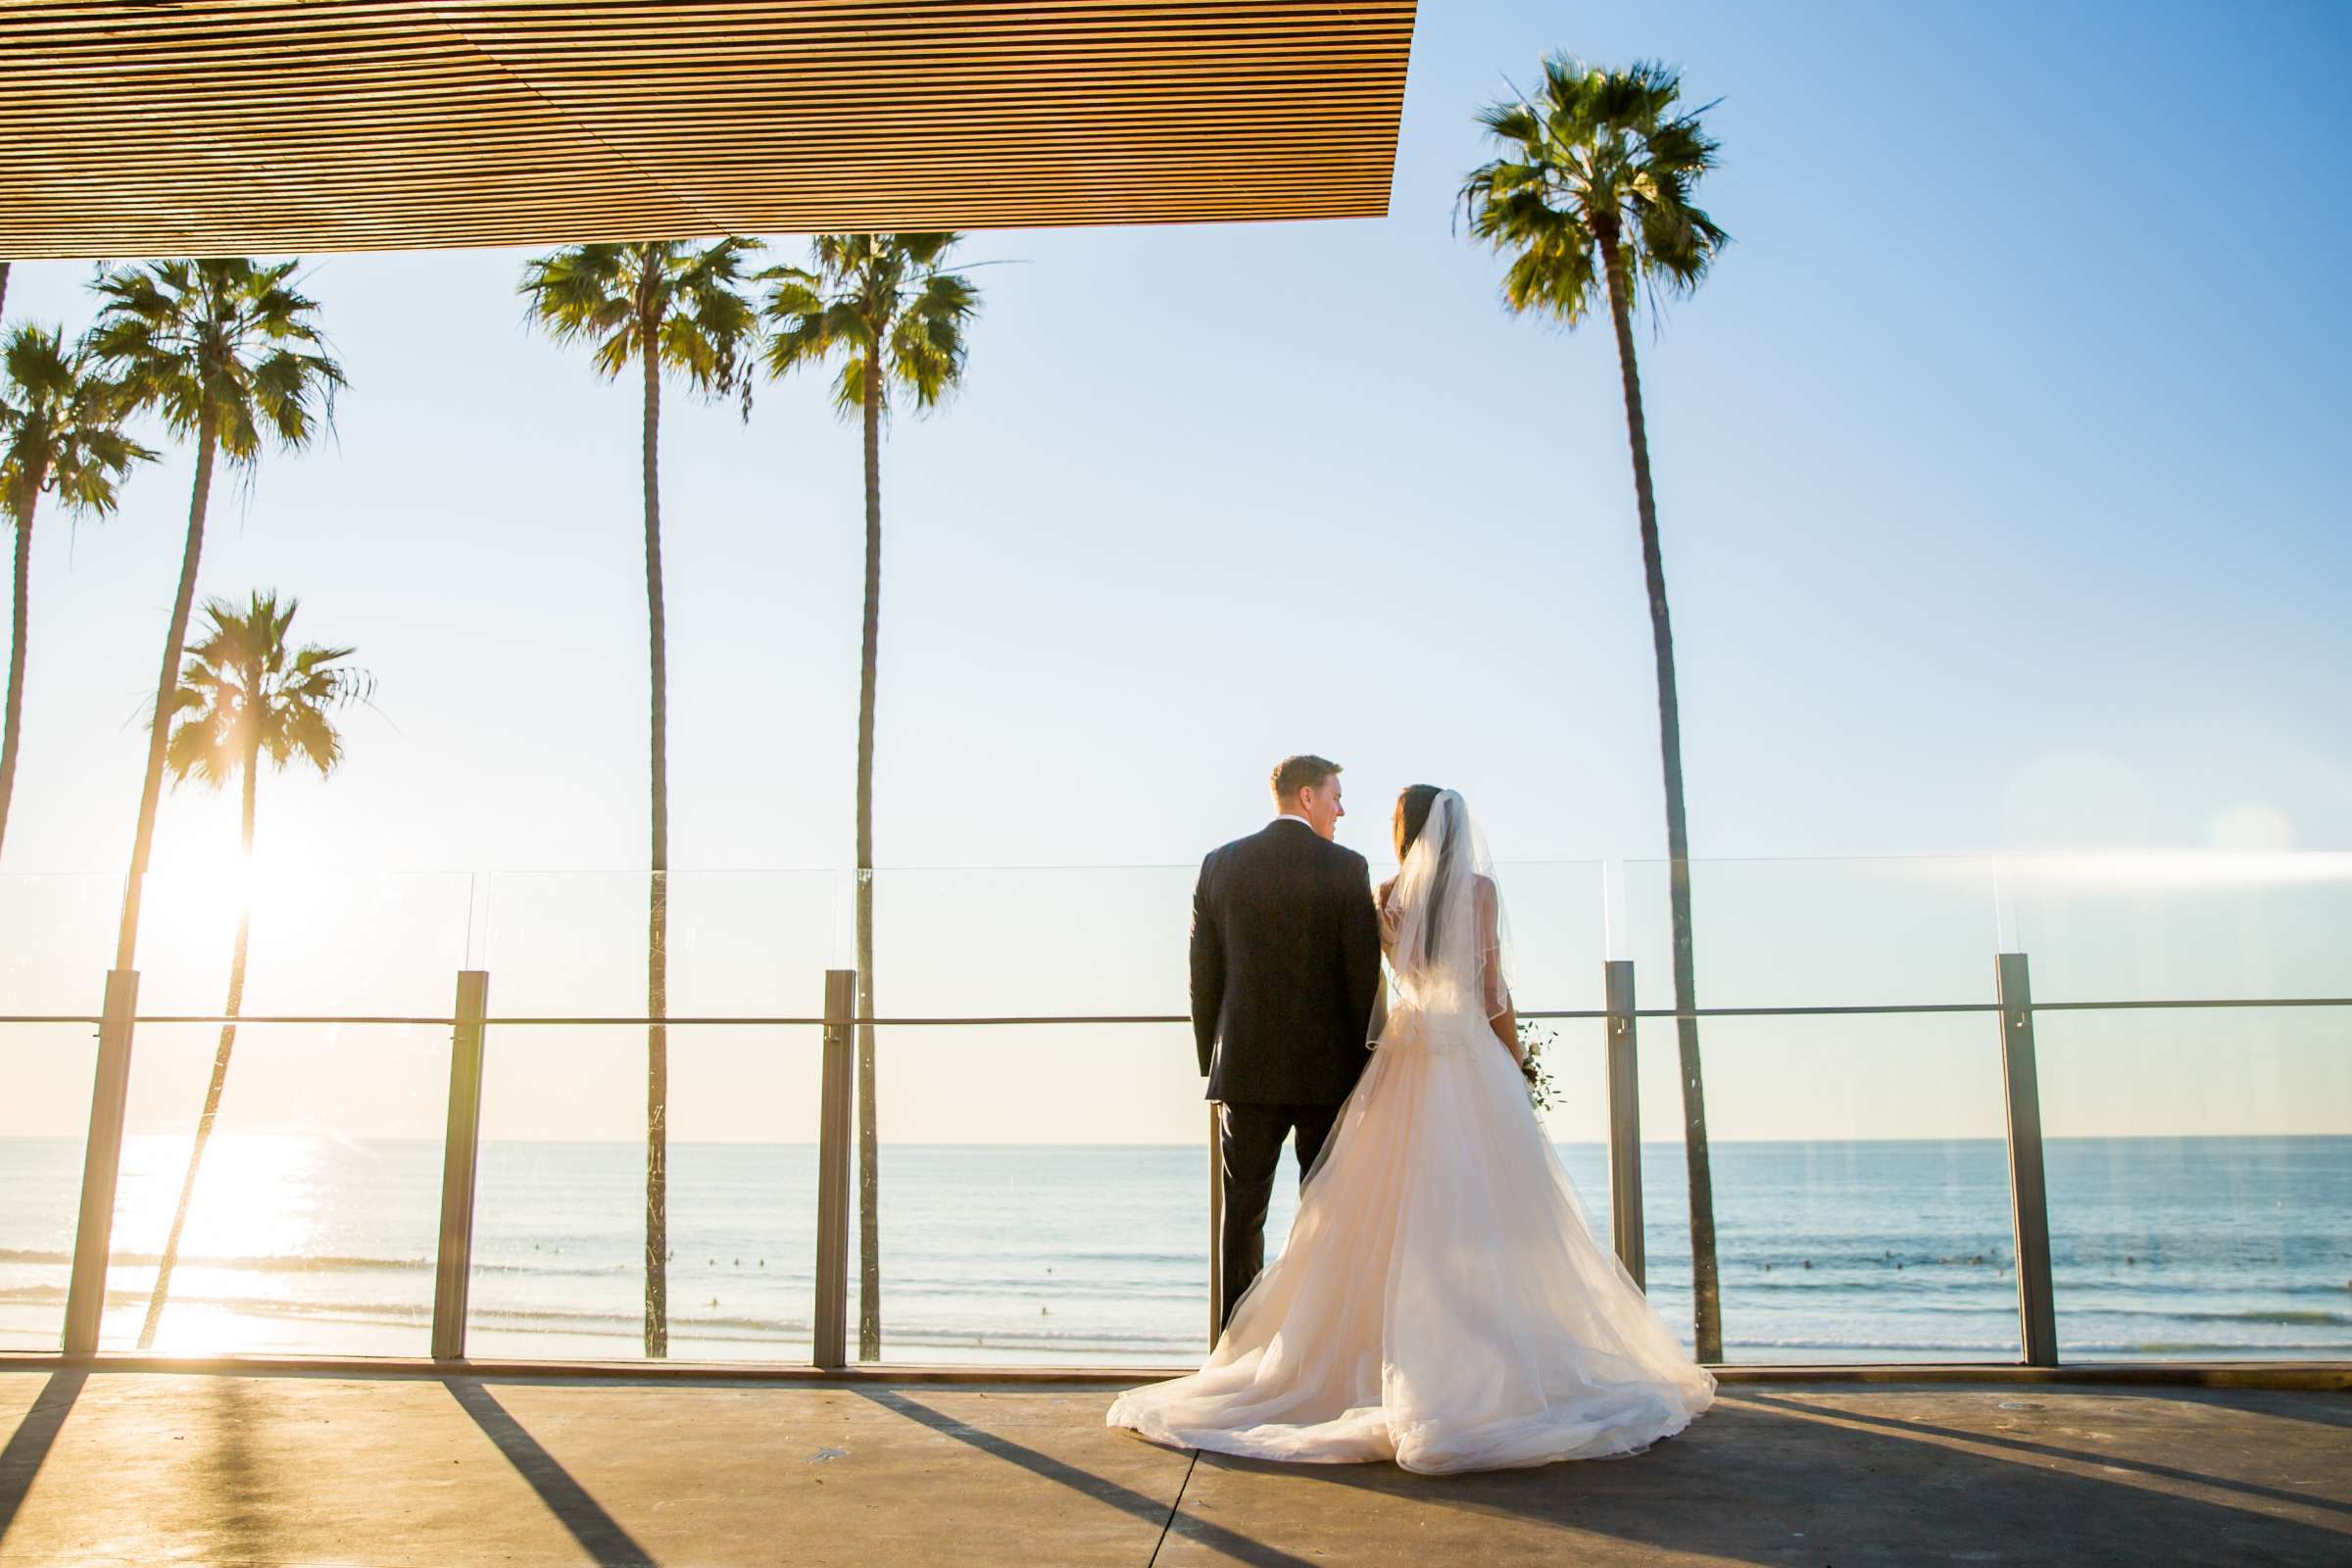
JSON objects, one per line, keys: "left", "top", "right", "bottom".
{"left": 0, "top": 1247, "right": 430, "bottom": 1274}
{"left": 2073, "top": 1306, "right": 2352, "bottom": 1328}
{"left": 0, "top": 1246, "right": 639, "bottom": 1279}
{"left": 80, "top": 1286, "right": 430, "bottom": 1323}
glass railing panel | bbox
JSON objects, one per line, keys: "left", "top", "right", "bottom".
{"left": 467, "top": 873, "right": 837, "bottom": 1362}
{"left": 99, "top": 1020, "right": 448, "bottom": 1354}
{"left": 2035, "top": 1006, "right": 2352, "bottom": 1361}
{"left": 1999, "top": 851, "right": 2352, "bottom": 1004}
{"left": 0, "top": 1023, "right": 97, "bottom": 1350}
{"left": 85, "top": 873, "right": 472, "bottom": 1354}
{"left": 1635, "top": 1012, "right": 2020, "bottom": 1364}
{"left": 1622, "top": 856, "right": 2000, "bottom": 1009}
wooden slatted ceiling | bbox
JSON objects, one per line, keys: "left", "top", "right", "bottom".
{"left": 0, "top": 0, "right": 1417, "bottom": 258}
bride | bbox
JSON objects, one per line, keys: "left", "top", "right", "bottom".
{"left": 1108, "top": 786, "right": 1713, "bottom": 1474}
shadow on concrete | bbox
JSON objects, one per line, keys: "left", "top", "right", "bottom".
{"left": 857, "top": 1388, "right": 1314, "bottom": 1568}
{"left": 1169, "top": 1390, "right": 2352, "bottom": 1567}
{"left": 444, "top": 1378, "right": 657, "bottom": 1567}
{"left": 0, "top": 1369, "right": 84, "bottom": 1544}
{"left": 204, "top": 1373, "right": 276, "bottom": 1557}
{"left": 1736, "top": 1388, "right": 2352, "bottom": 1517}
{"left": 2186, "top": 1388, "right": 2352, "bottom": 1432}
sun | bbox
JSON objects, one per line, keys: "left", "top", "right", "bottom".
{"left": 137, "top": 810, "right": 337, "bottom": 990}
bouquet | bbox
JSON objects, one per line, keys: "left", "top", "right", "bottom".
{"left": 1517, "top": 1020, "right": 1558, "bottom": 1112}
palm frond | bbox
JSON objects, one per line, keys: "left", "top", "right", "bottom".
{"left": 1, "top": 324, "right": 157, "bottom": 527}
{"left": 166, "top": 590, "right": 366, "bottom": 795}
{"left": 762, "top": 233, "right": 980, "bottom": 419}
{"left": 1461, "top": 53, "right": 1730, "bottom": 327}
{"left": 87, "top": 258, "right": 346, "bottom": 465}
{"left": 524, "top": 237, "right": 764, "bottom": 412}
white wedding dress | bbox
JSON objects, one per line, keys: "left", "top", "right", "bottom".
{"left": 1108, "top": 791, "right": 1713, "bottom": 1474}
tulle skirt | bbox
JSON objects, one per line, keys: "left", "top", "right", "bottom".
{"left": 1107, "top": 1011, "right": 1714, "bottom": 1475}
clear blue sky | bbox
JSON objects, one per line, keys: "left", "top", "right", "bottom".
{"left": 4, "top": 1, "right": 2348, "bottom": 1143}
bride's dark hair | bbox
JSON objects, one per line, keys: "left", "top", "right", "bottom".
{"left": 1393, "top": 785, "right": 1453, "bottom": 955}
{"left": 1394, "top": 784, "right": 1444, "bottom": 862}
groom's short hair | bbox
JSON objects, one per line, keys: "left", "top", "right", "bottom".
{"left": 1271, "top": 754, "right": 1342, "bottom": 803}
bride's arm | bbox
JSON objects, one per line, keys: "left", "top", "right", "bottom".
{"left": 1476, "top": 877, "right": 1520, "bottom": 1059}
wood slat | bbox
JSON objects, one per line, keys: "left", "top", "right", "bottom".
{"left": 0, "top": 0, "right": 1417, "bottom": 256}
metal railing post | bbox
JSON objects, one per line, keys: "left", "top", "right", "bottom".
{"left": 1997, "top": 952, "right": 2059, "bottom": 1366}
{"left": 1207, "top": 1103, "right": 1226, "bottom": 1345}
{"left": 63, "top": 969, "right": 139, "bottom": 1354}
{"left": 812, "top": 969, "right": 855, "bottom": 1370}
{"left": 1603, "top": 959, "right": 1646, "bottom": 1290}
{"left": 431, "top": 970, "right": 490, "bottom": 1361}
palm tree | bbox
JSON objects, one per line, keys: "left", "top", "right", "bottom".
{"left": 87, "top": 259, "right": 345, "bottom": 974}
{"left": 762, "top": 233, "right": 979, "bottom": 1360}
{"left": 0, "top": 325, "right": 156, "bottom": 857}
{"left": 519, "top": 238, "right": 762, "bottom": 1357}
{"left": 136, "top": 591, "right": 368, "bottom": 1347}
{"left": 1461, "top": 56, "right": 1732, "bottom": 1360}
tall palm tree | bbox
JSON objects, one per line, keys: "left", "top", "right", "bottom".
{"left": 519, "top": 237, "right": 761, "bottom": 1358}
{"left": 136, "top": 591, "right": 368, "bottom": 1347}
{"left": 0, "top": 325, "right": 156, "bottom": 857}
{"left": 87, "top": 259, "right": 345, "bottom": 973}
{"left": 1462, "top": 56, "right": 1732, "bottom": 1360}
{"left": 762, "top": 233, "right": 978, "bottom": 1360}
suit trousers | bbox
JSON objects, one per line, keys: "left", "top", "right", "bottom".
{"left": 1216, "top": 1100, "right": 1343, "bottom": 1328}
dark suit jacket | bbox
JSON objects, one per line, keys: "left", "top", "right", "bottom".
{"left": 1191, "top": 820, "right": 1384, "bottom": 1105}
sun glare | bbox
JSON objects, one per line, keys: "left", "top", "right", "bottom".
{"left": 139, "top": 825, "right": 337, "bottom": 981}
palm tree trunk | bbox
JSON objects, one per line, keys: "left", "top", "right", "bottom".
{"left": 116, "top": 406, "right": 218, "bottom": 971}
{"left": 0, "top": 262, "right": 11, "bottom": 323}
{"left": 137, "top": 727, "right": 259, "bottom": 1348}
{"left": 1599, "top": 228, "right": 1722, "bottom": 1363}
{"left": 0, "top": 482, "right": 36, "bottom": 858}
{"left": 855, "top": 350, "right": 884, "bottom": 1361}
{"left": 640, "top": 326, "right": 670, "bottom": 1359}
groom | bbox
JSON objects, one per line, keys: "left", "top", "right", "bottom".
{"left": 1193, "top": 754, "right": 1384, "bottom": 1328}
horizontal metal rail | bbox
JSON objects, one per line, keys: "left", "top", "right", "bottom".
{"left": 1637, "top": 1003, "right": 1999, "bottom": 1018}
{"left": 2023, "top": 997, "right": 2352, "bottom": 1012}
{"left": 6, "top": 996, "right": 2345, "bottom": 1030}
{"left": 124, "top": 1014, "right": 466, "bottom": 1027}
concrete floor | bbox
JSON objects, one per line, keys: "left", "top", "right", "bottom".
{"left": 0, "top": 1370, "right": 2346, "bottom": 1565}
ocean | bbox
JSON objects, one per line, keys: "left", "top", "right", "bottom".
{"left": 2, "top": 1136, "right": 2346, "bottom": 1365}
